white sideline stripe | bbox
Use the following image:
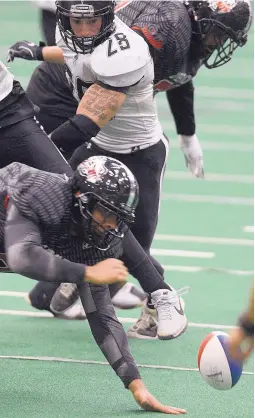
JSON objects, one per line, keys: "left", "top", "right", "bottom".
{"left": 150, "top": 249, "right": 214, "bottom": 259}
{"left": 0, "top": 308, "right": 245, "bottom": 331}
{"left": 0, "top": 355, "right": 253, "bottom": 375}
{"left": 161, "top": 193, "right": 253, "bottom": 206}
{"left": 243, "top": 226, "right": 254, "bottom": 233}
{"left": 169, "top": 140, "right": 253, "bottom": 152}
{"left": 154, "top": 234, "right": 253, "bottom": 247}
{"left": 162, "top": 265, "right": 254, "bottom": 276}
{"left": 165, "top": 171, "right": 254, "bottom": 184}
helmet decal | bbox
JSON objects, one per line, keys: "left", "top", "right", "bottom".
{"left": 209, "top": 0, "right": 236, "bottom": 13}
{"left": 78, "top": 156, "right": 108, "bottom": 184}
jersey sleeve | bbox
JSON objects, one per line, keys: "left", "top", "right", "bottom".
{"left": 5, "top": 200, "right": 86, "bottom": 284}
{"left": 90, "top": 23, "right": 152, "bottom": 88}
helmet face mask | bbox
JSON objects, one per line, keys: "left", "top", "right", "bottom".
{"left": 197, "top": 17, "right": 245, "bottom": 68}
{"left": 56, "top": 1, "right": 116, "bottom": 54}
{"left": 186, "top": 0, "right": 252, "bottom": 68}
{"left": 72, "top": 156, "right": 139, "bottom": 251}
{"left": 77, "top": 194, "right": 127, "bottom": 251}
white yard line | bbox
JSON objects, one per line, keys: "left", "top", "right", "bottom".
{"left": 150, "top": 249, "right": 215, "bottom": 259}
{"left": 0, "top": 355, "right": 253, "bottom": 375}
{"left": 243, "top": 226, "right": 254, "bottom": 233}
{"left": 154, "top": 234, "right": 253, "bottom": 247}
{"left": 162, "top": 265, "right": 254, "bottom": 276}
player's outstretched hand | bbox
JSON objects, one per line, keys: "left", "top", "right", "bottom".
{"left": 129, "top": 380, "right": 187, "bottom": 415}
{"left": 85, "top": 259, "right": 128, "bottom": 285}
{"left": 228, "top": 327, "right": 254, "bottom": 362}
{"left": 7, "top": 41, "right": 45, "bottom": 62}
{"left": 179, "top": 134, "right": 204, "bottom": 179}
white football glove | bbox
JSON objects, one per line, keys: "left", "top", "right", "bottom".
{"left": 178, "top": 134, "right": 204, "bottom": 179}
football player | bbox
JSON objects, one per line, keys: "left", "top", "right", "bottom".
{"left": 0, "top": 157, "right": 186, "bottom": 414}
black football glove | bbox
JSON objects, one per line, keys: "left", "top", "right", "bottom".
{"left": 7, "top": 40, "right": 46, "bottom": 62}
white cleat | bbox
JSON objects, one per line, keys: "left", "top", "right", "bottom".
{"left": 112, "top": 282, "right": 147, "bottom": 310}
{"left": 151, "top": 287, "right": 188, "bottom": 340}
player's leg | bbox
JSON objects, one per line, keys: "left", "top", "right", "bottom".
{"left": 27, "top": 282, "right": 59, "bottom": 312}
{"left": 48, "top": 279, "right": 146, "bottom": 319}
{"left": 122, "top": 230, "right": 188, "bottom": 340}
{"left": 0, "top": 117, "right": 72, "bottom": 175}
{"left": 124, "top": 135, "right": 169, "bottom": 252}
{"left": 117, "top": 137, "right": 188, "bottom": 339}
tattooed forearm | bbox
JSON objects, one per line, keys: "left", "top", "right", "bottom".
{"left": 76, "top": 83, "right": 126, "bottom": 128}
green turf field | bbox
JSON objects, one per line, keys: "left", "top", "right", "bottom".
{"left": 0, "top": 2, "right": 254, "bottom": 417}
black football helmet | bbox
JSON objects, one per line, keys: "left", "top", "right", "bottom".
{"left": 185, "top": 0, "right": 252, "bottom": 68}
{"left": 56, "top": 1, "right": 116, "bottom": 54}
{"left": 71, "top": 155, "right": 139, "bottom": 250}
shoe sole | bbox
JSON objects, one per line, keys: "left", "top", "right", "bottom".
{"left": 113, "top": 301, "right": 147, "bottom": 310}
{"left": 127, "top": 331, "right": 158, "bottom": 340}
{"left": 157, "top": 318, "right": 188, "bottom": 341}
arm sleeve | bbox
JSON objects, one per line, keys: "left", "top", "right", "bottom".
{"left": 5, "top": 200, "right": 85, "bottom": 285}
{"left": 78, "top": 282, "right": 141, "bottom": 388}
{"left": 166, "top": 80, "right": 196, "bottom": 136}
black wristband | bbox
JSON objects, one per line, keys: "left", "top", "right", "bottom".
{"left": 36, "top": 42, "right": 46, "bottom": 61}
{"left": 50, "top": 114, "right": 100, "bottom": 153}
{"left": 36, "top": 47, "right": 44, "bottom": 61}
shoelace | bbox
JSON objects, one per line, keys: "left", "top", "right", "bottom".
{"left": 60, "top": 283, "right": 77, "bottom": 299}
{"left": 169, "top": 286, "right": 190, "bottom": 301}
{"left": 153, "top": 286, "right": 191, "bottom": 320}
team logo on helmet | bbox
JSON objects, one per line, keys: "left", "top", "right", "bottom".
{"left": 78, "top": 156, "right": 108, "bottom": 184}
{"left": 209, "top": 0, "right": 236, "bottom": 13}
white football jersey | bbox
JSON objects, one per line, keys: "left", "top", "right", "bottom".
{"left": 0, "top": 61, "right": 14, "bottom": 102}
{"left": 56, "top": 16, "right": 162, "bottom": 153}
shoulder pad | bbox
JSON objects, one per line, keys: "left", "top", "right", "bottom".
{"left": 90, "top": 18, "right": 151, "bottom": 87}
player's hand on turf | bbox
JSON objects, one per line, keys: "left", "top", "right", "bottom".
{"left": 179, "top": 134, "right": 204, "bottom": 179}
{"left": 228, "top": 327, "right": 254, "bottom": 362}
{"left": 129, "top": 380, "right": 187, "bottom": 415}
{"left": 7, "top": 41, "right": 45, "bottom": 62}
{"left": 85, "top": 259, "right": 128, "bottom": 285}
